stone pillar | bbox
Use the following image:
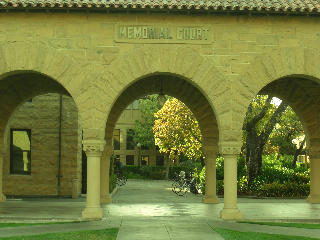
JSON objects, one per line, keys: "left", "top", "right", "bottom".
{"left": 82, "top": 139, "right": 105, "bottom": 220}
{"left": 202, "top": 146, "right": 219, "bottom": 204}
{"left": 0, "top": 149, "right": 6, "bottom": 202}
{"left": 307, "top": 151, "right": 320, "bottom": 203}
{"left": 219, "top": 144, "right": 242, "bottom": 220}
{"left": 100, "top": 146, "right": 112, "bottom": 203}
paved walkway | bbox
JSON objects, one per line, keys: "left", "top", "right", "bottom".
{"left": 0, "top": 179, "right": 320, "bottom": 239}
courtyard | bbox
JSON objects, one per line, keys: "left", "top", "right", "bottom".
{"left": 0, "top": 179, "right": 320, "bottom": 239}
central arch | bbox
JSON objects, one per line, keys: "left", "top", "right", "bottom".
{"left": 81, "top": 45, "right": 242, "bottom": 220}
{"left": 102, "top": 73, "right": 220, "bottom": 205}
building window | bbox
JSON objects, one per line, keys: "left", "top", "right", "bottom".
{"left": 10, "top": 129, "right": 31, "bottom": 175}
{"left": 156, "top": 155, "right": 164, "bottom": 166}
{"left": 141, "top": 155, "right": 149, "bottom": 166}
{"left": 126, "top": 129, "right": 135, "bottom": 150}
{"left": 113, "top": 129, "right": 120, "bottom": 150}
{"left": 126, "top": 155, "right": 134, "bottom": 165}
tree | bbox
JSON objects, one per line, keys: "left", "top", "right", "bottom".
{"left": 268, "top": 106, "right": 305, "bottom": 167}
{"left": 131, "top": 95, "right": 161, "bottom": 149}
{"left": 243, "top": 95, "right": 288, "bottom": 187}
{"left": 153, "top": 98, "right": 202, "bottom": 162}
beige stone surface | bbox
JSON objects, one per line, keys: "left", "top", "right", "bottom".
{"left": 0, "top": 12, "right": 320, "bottom": 220}
{"left": 2, "top": 94, "right": 80, "bottom": 196}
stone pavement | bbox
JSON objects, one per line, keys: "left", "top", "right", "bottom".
{"left": 0, "top": 179, "right": 320, "bottom": 239}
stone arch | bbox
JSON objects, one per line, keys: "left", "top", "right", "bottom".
{"left": 104, "top": 74, "right": 219, "bottom": 151}
{"left": 236, "top": 47, "right": 320, "bottom": 149}
{"left": 0, "top": 42, "right": 92, "bottom": 201}
{"left": 235, "top": 47, "right": 320, "bottom": 205}
{"left": 95, "top": 46, "right": 231, "bottom": 206}
{"left": 93, "top": 45, "right": 233, "bottom": 145}
{"left": 0, "top": 41, "right": 106, "bottom": 132}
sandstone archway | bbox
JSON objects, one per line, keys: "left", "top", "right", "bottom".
{"left": 236, "top": 48, "right": 320, "bottom": 205}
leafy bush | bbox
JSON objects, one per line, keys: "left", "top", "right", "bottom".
{"left": 256, "top": 182, "right": 310, "bottom": 198}
{"left": 217, "top": 180, "right": 224, "bottom": 195}
{"left": 123, "top": 166, "right": 167, "bottom": 179}
{"left": 216, "top": 156, "right": 224, "bottom": 180}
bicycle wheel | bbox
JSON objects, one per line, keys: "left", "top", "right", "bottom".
{"left": 172, "top": 181, "right": 181, "bottom": 194}
{"left": 117, "top": 175, "right": 127, "bottom": 186}
{"left": 176, "top": 183, "right": 189, "bottom": 196}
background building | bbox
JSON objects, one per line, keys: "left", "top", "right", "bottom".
{"left": 3, "top": 95, "right": 164, "bottom": 197}
{"left": 113, "top": 99, "right": 165, "bottom": 167}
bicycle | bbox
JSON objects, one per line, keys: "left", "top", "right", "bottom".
{"left": 115, "top": 169, "right": 127, "bottom": 187}
{"left": 171, "top": 171, "right": 201, "bottom": 196}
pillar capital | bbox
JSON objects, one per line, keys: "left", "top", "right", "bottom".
{"left": 83, "top": 139, "right": 106, "bottom": 157}
{"left": 219, "top": 141, "right": 241, "bottom": 156}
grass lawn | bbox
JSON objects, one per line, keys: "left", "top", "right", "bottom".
{"left": 239, "top": 221, "right": 320, "bottom": 229}
{"left": 0, "top": 228, "right": 119, "bottom": 240}
{"left": 215, "top": 228, "right": 318, "bottom": 240}
{"left": 0, "top": 221, "right": 83, "bottom": 228}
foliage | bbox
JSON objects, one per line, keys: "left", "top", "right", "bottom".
{"left": 192, "top": 167, "right": 206, "bottom": 194}
{"left": 256, "top": 182, "right": 310, "bottom": 198}
{"left": 243, "top": 95, "right": 289, "bottom": 186}
{"left": 132, "top": 95, "right": 161, "bottom": 149}
{"left": 217, "top": 180, "right": 224, "bottom": 195}
{"left": 123, "top": 166, "right": 166, "bottom": 180}
{"left": 1, "top": 228, "right": 119, "bottom": 240}
{"left": 268, "top": 106, "right": 304, "bottom": 156}
{"left": 214, "top": 228, "right": 315, "bottom": 240}
{"left": 240, "top": 222, "right": 320, "bottom": 229}
{"left": 153, "top": 98, "right": 202, "bottom": 161}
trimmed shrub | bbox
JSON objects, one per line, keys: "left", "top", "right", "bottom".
{"left": 256, "top": 182, "right": 310, "bottom": 198}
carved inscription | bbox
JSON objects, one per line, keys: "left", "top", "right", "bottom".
{"left": 115, "top": 24, "right": 211, "bottom": 44}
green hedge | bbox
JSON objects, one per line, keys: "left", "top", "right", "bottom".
{"left": 122, "top": 165, "right": 199, "bottom": 180}
{"left": 123, "top": 166, "right": 166, "bottom": 180}
{"left": 256, "top": 182, "right": 310, "bottom": 198}
{"left": 121, "top": 154, "right": 311, "bottom": 198}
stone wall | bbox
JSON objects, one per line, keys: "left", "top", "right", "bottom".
{"left": 3, "top": 94, "right": 80, "bottom": 197}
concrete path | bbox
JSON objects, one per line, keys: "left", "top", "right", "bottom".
{"left": 0, "top": 179, "right": 320, "bottom": 239}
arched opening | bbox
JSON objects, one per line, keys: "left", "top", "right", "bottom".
{"left": 100, "top": 73, "right": 220, "bottom": 206}
{"left": 242, "top": 75, "right": 320, "bottom": 205}
{"left": 0, "top": 71, "right": 82, "bottom": 200}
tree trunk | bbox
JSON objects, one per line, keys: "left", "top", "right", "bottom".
{"left": 244, "top": 97, "right": 288, "bottom": 188}
{"left": 165, "top": 154, "right": 170, "bottom": 180}
{"left": 246, "top": 140, "right": 264, "bottom": 187}
{"left": 293, "top": 138, "right": 305, "bottom": 168}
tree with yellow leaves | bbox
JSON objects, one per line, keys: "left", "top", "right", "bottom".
{"left": 153, "top": 98, "right": 202, "bottom": 162}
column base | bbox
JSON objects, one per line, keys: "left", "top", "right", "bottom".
{"left": 203, "top": 195, "right": 219, "bottom": 204}
{"left": 100, "top": 195, "right": 112, "bottom": 204}
{"left": 307, "top": 194, "right": 320, "bottom": 203}
{"left": 0, "top": 193, "right": 6, "bottom": 202}
{"left": 220, "top": 208, "right": 243, "bottom": 221}
{"left": 82, "top": 207, "right": 103, "bottom": 220}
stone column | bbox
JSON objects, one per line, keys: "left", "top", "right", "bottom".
{"left": 202, "top": 146, "right": 219, "bottom": 203}
{"left": 307, "top": 151, "right": 320, "bottom": 203}
{"left": 100, "top": 146, "right": 112, "bottom": 203}
{"left": 82, "top": 139, "right": 105, "bottom": 220}
{"left": 0, "top": 149, "right": 6, "bottom": 202}
{"left": 219, "top": 144, "right": 242, "bottom": 220}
